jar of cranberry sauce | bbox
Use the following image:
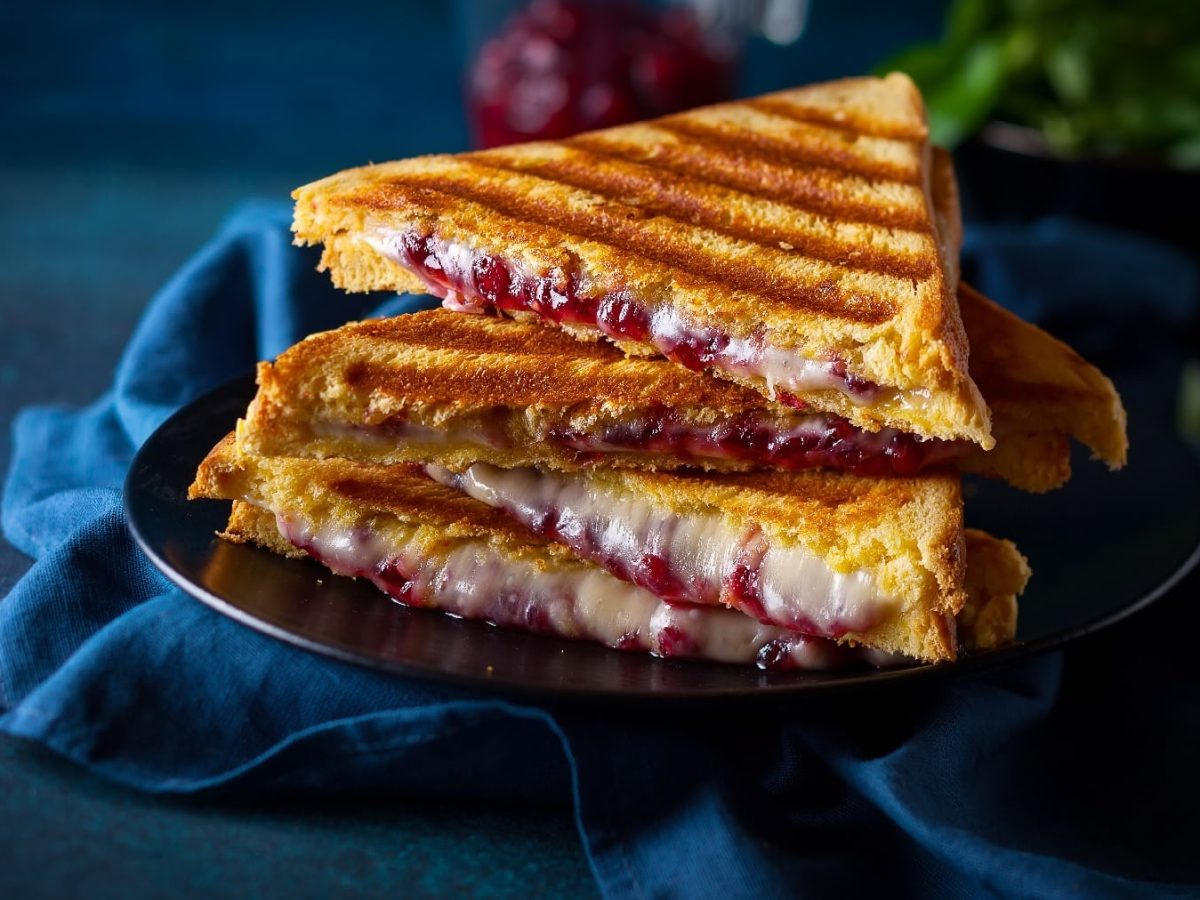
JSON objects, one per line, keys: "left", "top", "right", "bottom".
{"left": 464, "top": 0, "right": 771, "bottom": 148}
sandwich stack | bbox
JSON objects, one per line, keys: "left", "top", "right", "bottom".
{"left": 191, "top": 74, "right": 1127, "bottom": 670}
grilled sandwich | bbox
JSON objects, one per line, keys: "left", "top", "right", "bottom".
{"left": 237, "top": 290, "right": 1124, "bottom": 491}
{"left": 190, "top": 436, "right": 1029, "bottom": 665}
{"left": 292, "top": 74, "right": 995, "bottom": 447}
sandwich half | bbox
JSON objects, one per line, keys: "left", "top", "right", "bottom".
{"left": 237, "top": 291, "right": 1124, "bottom": 491}
{"left": 292, "top": 74, "right": 994, "bottom": 447}
{"left": 190, "top": 437, "right": 1028, "bottom": 666}
{"left": 959, "top": 283, "right": 1127, "bottom": 490}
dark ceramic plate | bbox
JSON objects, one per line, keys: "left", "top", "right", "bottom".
{"left": 125, "top": 372, "right": 1200, "bottom": 700}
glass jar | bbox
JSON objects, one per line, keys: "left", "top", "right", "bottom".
{"left": 458, "top": 0, "right": 807, "bottom": 148}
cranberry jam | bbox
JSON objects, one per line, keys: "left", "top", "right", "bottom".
{"left": 466, "top": 0, "right": 735, "bottom": 148}
{"left": 548, "top": 406, "right": 967, "bottom": 478}
{"left": 386, "top": 230, "right": 890, "bottom": 408}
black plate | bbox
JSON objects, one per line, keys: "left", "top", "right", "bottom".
{"left": 124, "top": 372, "right": 1200, "bottom": 700}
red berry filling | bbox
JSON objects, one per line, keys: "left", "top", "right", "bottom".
{"left": 755, "top": 635, "right": 853, "bottom": 672}
{"left": 547, "top": 406, "right": 967, "bottom": 478}
{"left": 466, "top": 0, "right": 735, "bottom": 148}
{"left": 725, "top": 527, "right": 768, "bottom": 622}
{"left": 655, "top": 624, "right": 700, "bottom": 658}
{"left": 756, "top": 637, "right": 797, "bottom": 671}
{"left": 375, "top": 559, "right": 422, "bottom": 606}
{"left": 596, "top": 292, "right": 651, "bottom": 343}
{"left": 637, "top": 553, "right": 691, "bottom": 603}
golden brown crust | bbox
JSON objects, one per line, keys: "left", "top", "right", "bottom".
{"left": 961, "top": 432, "right": 1073, "bottom": 494}
{"left": 292, "top": 74, "right": 993, "bottom": 445}
{"left": 568, "top": 126, "right": 931, "bottom": 231}
{"left": 221, "top": 500, "right": 308, "bottom": 558}
{"left": 251, "top": 309, "right": 767, "bottom": 416}
{"left": 959, "top": 529, "right": 1030, "bottom": 650}
{"left": 929, "top": 147, "right": 965, "bottom": 359}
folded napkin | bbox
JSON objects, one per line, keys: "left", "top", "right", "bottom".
{"left": 4, "top": 201, "right": 1199, "bottom": 899}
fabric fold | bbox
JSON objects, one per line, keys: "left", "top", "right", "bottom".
{"left": 3, "top": 200, "right": 1198, "bottom": 899}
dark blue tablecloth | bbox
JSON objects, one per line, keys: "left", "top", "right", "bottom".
{"left": 3, "top": 201, "right": 1199, "bottom": 898}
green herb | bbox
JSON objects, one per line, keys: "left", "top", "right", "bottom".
{"left": 877, "top": 0, "right": 1200, "bottom": 167}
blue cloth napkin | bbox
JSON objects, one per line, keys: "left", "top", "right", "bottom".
{"left": 3, "top": 201, "right": 1200, "bottom": 899}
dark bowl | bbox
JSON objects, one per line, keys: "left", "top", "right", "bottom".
{"left": 954, "top": 122, "right": 1200, "bottom": 258}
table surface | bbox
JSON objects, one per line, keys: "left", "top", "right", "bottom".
{"left": 0, "top": 731, "right": 596, "bottom": 898}
{"left": 3, "top": 1, "right": 1122, "bottom": 896}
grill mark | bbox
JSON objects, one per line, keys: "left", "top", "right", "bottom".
{"left": 369, "top": 178, "right": 897, "bottom": 324}
{"left": 348, "top": 359, "right": 585, "bottom": 404}
{"left": 568, "top": 134, "right": 930, "bottom": 233}
{"left": 469, "top": 151, "right": 935, "bottom": 281}
{"left": 742, "top": 97, "right": 926, "bottom": 142}
{"left": 658, "top": 119, "right": 922, "bottom": 186}
{"left": 294, "top": 320, "right": 764, "bottom": 412}
{"left": 341, "top": 358, "right": 717, "bottom": 408}
{"left": 347, "top": 314, "right": 618, "bottom": 359}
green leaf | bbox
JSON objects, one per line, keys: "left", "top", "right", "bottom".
{"left": 923, "top": 37, "right": 1010, "bottom": 147}
{"left": 1046, "top": 42, "right": 1091, "bottom": 105}
{"left": 874, "top": 0, "right": 1200, "bottom": 164}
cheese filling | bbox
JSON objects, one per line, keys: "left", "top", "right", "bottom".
{"left": 271, "top": 507, "right": 883, "bottom": 670}
{"left": 307, "top": 399, "right": 965, "bottom": 481}
{"left": 424, "top": 463, "right": 894, "bottom": 638}
{"left": 364, "top": 229, "right": 931, "bottom": 411}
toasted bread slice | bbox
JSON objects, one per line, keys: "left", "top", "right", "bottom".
{"left": 238, "top": 308, "right": 969, "bottom": 479}
{"left": 958, "top": 530, "right": 1029, "bottom": 651}
{"left": 292, "top": 74, "right": 993, "bottom": 446}
{"left": 956, "top": 283, "right": 1128, "bottom": 490}
{"left": 238, "top": 294, "right": 1124, "bottom": 490}
{"left": 192, "top": 435, "right": 982, "bottom": 662}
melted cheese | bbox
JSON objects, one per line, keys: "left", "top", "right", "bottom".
{"left": 425, "top": 463, "right": 893, "bottom": 635}
{"left": 273, "top": 509, "right": 861, "bottom": 669}
{"left": 647, "top": 304, "right": 868, "bottom": 401}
